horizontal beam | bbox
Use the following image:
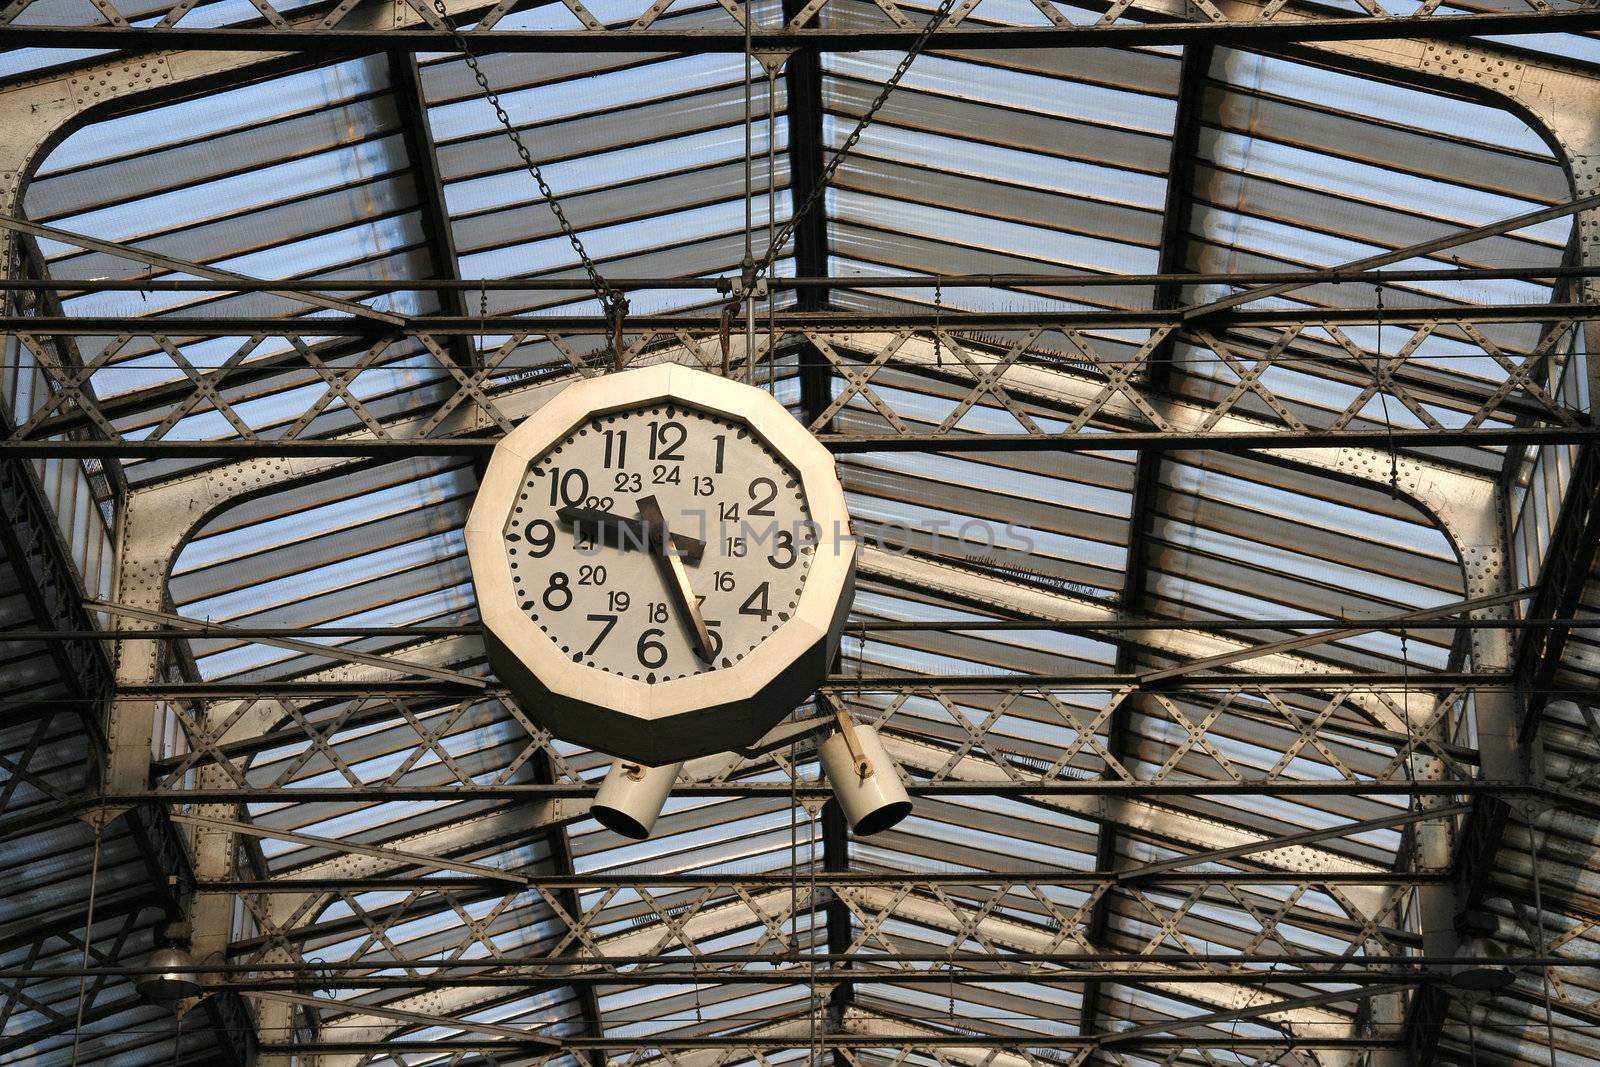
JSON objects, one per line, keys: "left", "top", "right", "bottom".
{"left": 207, "top": 953, "right": 1556, "bottom": 969}
{"left": 1, "top": 426, "right": 1594, "bottom": 458}
{"left": 260, "top": 1036, "right": 1395, "bottom": 1053}
{"left": 0, "top": 613, "right": 1580, "bottom": 640}
{"left": 3, "top": 9, "right": 1595, "bottom": 50}
{"left": 5, "top": 263, "right": 1598, "bottom": 295}
{"left": 2, "top": 302, "right": 1591, "bottom": 334}
{"left": 200, "top": 870, "right": 1446, "bottom": 891}
{"left": 71, "top": 780, "right": 1569, "bottom": 802}
{"left": 0, "top": 965, "right": 1473, "bottom": 984}
{"left": 103, "top": 671, "right": 1512, "bottom": 698}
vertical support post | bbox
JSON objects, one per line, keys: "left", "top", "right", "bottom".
{"left": 1079, "top": 42, "right": 1209, "bottom": 1047}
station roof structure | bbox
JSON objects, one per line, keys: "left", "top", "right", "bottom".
{"left": 0, "top": 1, "right": 1598, "bottom": 1065}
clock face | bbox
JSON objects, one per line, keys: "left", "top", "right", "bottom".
{"left": 501, "top": 403, "right": 815, "bottom": 682}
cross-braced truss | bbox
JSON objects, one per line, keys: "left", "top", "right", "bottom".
{"left": 2, "top": 1, "right": 1600, "bottom": 1065}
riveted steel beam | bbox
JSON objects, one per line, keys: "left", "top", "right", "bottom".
{"left": 2, "top": 9, "right": 1596, "bottom": 52}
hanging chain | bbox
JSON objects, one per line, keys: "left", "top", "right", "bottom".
{"left": 428, "top": 0, "right": 627, "bottom": 357}
{"left": 743, "top": 0, "right": 961, "bottom": 295}
{"left": 933, "top": 278, "right": 943, "bottom": 367}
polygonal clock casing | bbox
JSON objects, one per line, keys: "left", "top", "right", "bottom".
{"left": 466, "top": 363, "right": 856, "bottom": 763}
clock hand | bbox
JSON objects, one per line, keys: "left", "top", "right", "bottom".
{"left": 555, "top": 504, "right": 705, "bottom": 563}
{"left": 637, "top": 495, "right": 716, "bottom": 664}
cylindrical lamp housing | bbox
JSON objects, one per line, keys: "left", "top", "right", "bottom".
{"left": 592, "top": 760, "right": 684, "bottom": 839}
{"left": 137, "top": 945, "right": 202, "bottom": 1003}
{"left": 820, "top": 723, "right": 912, "bottom": 835}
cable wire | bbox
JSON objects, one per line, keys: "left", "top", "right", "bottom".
{"left": 423, "top": 0, "right": 624, "bottom": 341}
{"left": 742, "top": 0, "right": 962, "bottom": 296}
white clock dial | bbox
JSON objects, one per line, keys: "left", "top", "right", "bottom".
{"left": 502, "top": 403, "right": 815, "bottom": 682}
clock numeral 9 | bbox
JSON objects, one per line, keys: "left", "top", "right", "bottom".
{"left": 526, "top": 519, "right": 555, "bottom": 558}
{"left": 543, "top": 572, "right": 572, "bottom": 611}
{"left": 637, "top": 628, "right": 669, "bottom": 669}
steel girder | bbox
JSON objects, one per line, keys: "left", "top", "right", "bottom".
{"left": 0, "top": 323, "right": 1585, "bottom": 467}
{"left": 56, "top": 332, "right": 1516, "bottom": 1059}
{"left": 1, "top": 11, "right": 1595, "bottom": 1067}
{"left": 1, "top": 7, "right": 1597, "bottom": 51}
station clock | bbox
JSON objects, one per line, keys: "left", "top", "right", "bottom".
{"left": 467, "top": 363, "right": 856, "bottom": 763}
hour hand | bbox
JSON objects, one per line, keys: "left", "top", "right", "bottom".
{"left": 555, "top": 504, "right": 705, "bottom": 563}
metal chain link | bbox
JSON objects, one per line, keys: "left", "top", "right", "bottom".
{"left": 428, "top": 0, "right": 616, "bottom": 315}
{"left": 747, "top": 0, "right": 961, "bottom": 292}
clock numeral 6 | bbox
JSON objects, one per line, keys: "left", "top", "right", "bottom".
{"left": 637, "top": 628, "right": 669, "bottom": 669}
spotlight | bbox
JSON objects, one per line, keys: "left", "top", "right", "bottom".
{"left": 137, "top": 943, "right": 202, "bottom": 1004}
{"left": 592, "top": 759, "right": 683, "bottom": 839}
{"left": 820, "top": 715, "right": 912, "bottom": 836}
{"left": 1450, "top": 908, "right": 1514, "bottom": 995}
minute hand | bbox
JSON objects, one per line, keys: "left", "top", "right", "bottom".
{"left": 637, "top": 495, "right": 716, "bottom": 664}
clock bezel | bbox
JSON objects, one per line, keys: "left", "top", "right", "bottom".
{"left": 466, "top": 362, "right": 854, "bottom": 747}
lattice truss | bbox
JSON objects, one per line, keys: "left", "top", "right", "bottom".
{"left": 1, "top": 320, "right": 1588, "bottom": 450}
{"left": 1, "top": 3, "right": 1600, "bottom": 1067}
{"left": 0, "top": 0, "right": 1593, "bottom": 42}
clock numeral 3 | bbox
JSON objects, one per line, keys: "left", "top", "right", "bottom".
{"left": 768, "top": 530, "right": 796, "bottom": 569}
